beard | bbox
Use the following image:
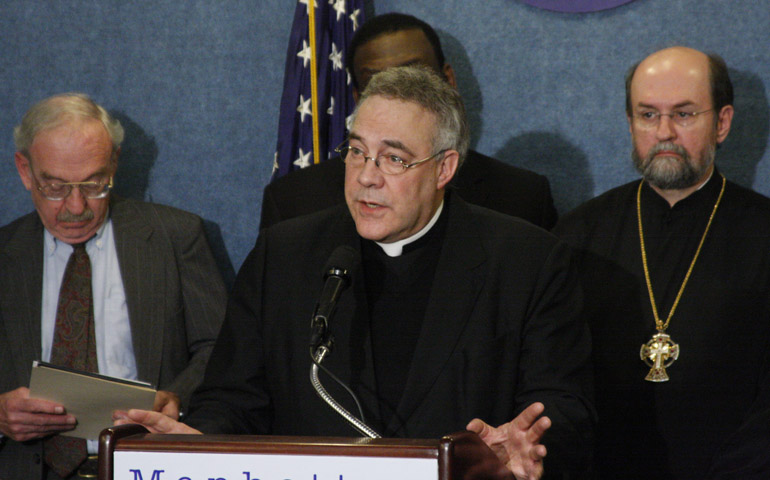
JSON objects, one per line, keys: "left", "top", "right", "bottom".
{"left": 633, "top": 141, "right": 716, "bottom": 190}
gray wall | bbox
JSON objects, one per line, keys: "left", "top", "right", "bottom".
{"left": 1, "top": 0, "right": 768, "bottom": 278}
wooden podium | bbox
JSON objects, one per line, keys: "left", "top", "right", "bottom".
{"left": 99, "top": 424, "right": 514, "bottom": 480}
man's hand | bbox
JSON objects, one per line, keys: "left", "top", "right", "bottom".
{"left": 0, "top": 387, "right": 77, "bottom": 442}
{"left": 113, "top": 409, "right": 202, "bottom": 434}
{"left": 153, "top": 390, "right": 181, "bottom": 420}
{"left": 466, "top": 402, "right": 551, "bottom": 480}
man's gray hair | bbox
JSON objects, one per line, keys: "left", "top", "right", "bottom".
{"left": 14, "top": 93, "right": 124, "bottom": 157}
{"left": 353, "top": 65, "right": 470, "bottom": 166}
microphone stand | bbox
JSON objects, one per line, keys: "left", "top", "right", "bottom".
{"left": 310, "top": 325, "right": 381, "bottom": 438}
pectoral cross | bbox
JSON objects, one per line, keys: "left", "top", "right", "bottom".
{"left": 640, "top": 332, "right": 680, "bottom": 382}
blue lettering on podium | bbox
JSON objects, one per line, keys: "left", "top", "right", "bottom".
{"left": 129, "top": 469, "right": 164, "bottom": 480}
{"left": 239, "top": 471, "right": 345, "bottom": 480}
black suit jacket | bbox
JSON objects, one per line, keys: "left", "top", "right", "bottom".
{"left": 189, "top": 194, "right": 594, "bottom": 476}
{"left": 260, "top": 150, "right": 558, "bottom": 230}
{"left": 0, "top": 196, "right": 227, "bottom": 480}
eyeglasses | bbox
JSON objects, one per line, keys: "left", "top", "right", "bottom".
{"left": 632, "top": 108, "right": 714, "bottom": 129}
{"left": 335, "top": 143, "right": 446, "bottom": 175}
{"left": 36, "top": 177, "right": 113, "bottom": 201}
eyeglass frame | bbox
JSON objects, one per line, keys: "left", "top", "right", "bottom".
{"left": 631, "top": 108, "right": 715, "bottom": 129}
{"left": 34, "top": 176, "right": 114, "bottom": 201}
{"left": 335, "top": 142, "right": 447, "bottom": 175}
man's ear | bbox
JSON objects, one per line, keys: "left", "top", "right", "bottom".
{"left": 15, "top": 152, "right": 34, "bottom": 191}
{"left": 436, "top": 150, "right": 459, "bottom": 190}
{"left": 715, "top": 105, "right": 734, "bottom": 144}
{"left": 443, "top": 63, "right": 457, "bottom": 89}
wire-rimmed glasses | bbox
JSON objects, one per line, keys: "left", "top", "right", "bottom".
{"left": 335, "top": 143, "right": 446, "bottom": 175}
{"left": 631, "top": 108, "right": 714, "bottom": 129}
{"left": 36, "top": 177, "right": 114, "bottom": 201}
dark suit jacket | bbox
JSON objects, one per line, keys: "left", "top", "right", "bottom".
{"left": 259, "top": 150, "right": 558, "bottom": 230}
{"left": 189, "top": 194, "right": 594, "bottom": 476}
{"left": 0, "top": 196, "right": 227, "bottom": 480}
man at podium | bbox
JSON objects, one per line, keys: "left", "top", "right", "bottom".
{"left": 116, "top": 65, "right": 595, "bottom": 479}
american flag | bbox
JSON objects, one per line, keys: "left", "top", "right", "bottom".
{"left": 272, "top": 0, "right": 364, "bottom": 179}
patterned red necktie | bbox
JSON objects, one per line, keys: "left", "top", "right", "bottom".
{"left": 44, "top": 243, "right": 98, "bottom": 478}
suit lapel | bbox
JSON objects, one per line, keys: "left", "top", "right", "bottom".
{"left": 306, "top": 209, "right": 384, "bottom": 433}
{"left": 344, "top": 239, "right": 382, "bottom": 432}
{"left": 0, "top": 214, "right": 45, "bottom": 385}
{"left": 109, "top": 198, "right": 163, "bottom": 384}
{"left": 387, "top": 197, "right": 487, "bottom": 434}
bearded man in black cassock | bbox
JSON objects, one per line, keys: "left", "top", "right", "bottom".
{"left": 554, "top": 46, "right": 770, "bottom": 480}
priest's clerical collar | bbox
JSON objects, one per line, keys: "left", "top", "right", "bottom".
{"left": 376, "top": 200, "right": 444, "bottom": 257}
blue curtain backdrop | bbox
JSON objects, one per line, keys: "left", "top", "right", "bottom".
{"left": 1, "top": 0, "right": 768, "bottom": 277}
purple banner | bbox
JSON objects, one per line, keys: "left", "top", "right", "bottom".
{"left": 518, "top": 0, "right": 636, "bottom": 13}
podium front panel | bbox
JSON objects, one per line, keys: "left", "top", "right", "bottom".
{"left": 99, "top": 426, "right": 513, "bottom": 480}
{"left": 105, "top": 432, "right": 440, "bottom": 480}
{"left": 115, "top": 449, "right": 437, "bottom": 480}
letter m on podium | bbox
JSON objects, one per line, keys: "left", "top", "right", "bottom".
{"left": 130, "top": 469, "right": 164, "bottom": 480}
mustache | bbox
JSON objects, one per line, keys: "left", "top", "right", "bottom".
{"left": 648, "top": 142, "right": 688, "bottom": 159}
{"left": 57, "top": 209, "right": 95, "bottom": 223}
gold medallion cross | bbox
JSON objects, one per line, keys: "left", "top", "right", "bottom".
{"left": 640, "top": 332, "right": 680, "bottom": 382}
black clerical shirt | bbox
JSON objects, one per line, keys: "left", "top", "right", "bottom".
{"left": 362, "top": 201, "right": 448, "bottom": 429}
{"left": 638, "top": 173, "right": 723, "bottom": 317}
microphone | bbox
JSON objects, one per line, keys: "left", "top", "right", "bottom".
{"left": 309, "top": 245, "right": 358, "bottom": 350}
{"left": 307, "top": 246, "right": 380, "bottom": 438}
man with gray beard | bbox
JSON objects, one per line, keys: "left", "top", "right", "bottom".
{"left": 554, "top": 47, "right": 770, "bottom": 479}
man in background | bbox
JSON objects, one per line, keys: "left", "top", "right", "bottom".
{"left": 554, "top": 47, "right": 770, "bottom": 479}
{"left": 260, "top": 12, "right": 557, "bottom": 230}
{"left": 0, "top": 93, "right": 227, "bottom": 479}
